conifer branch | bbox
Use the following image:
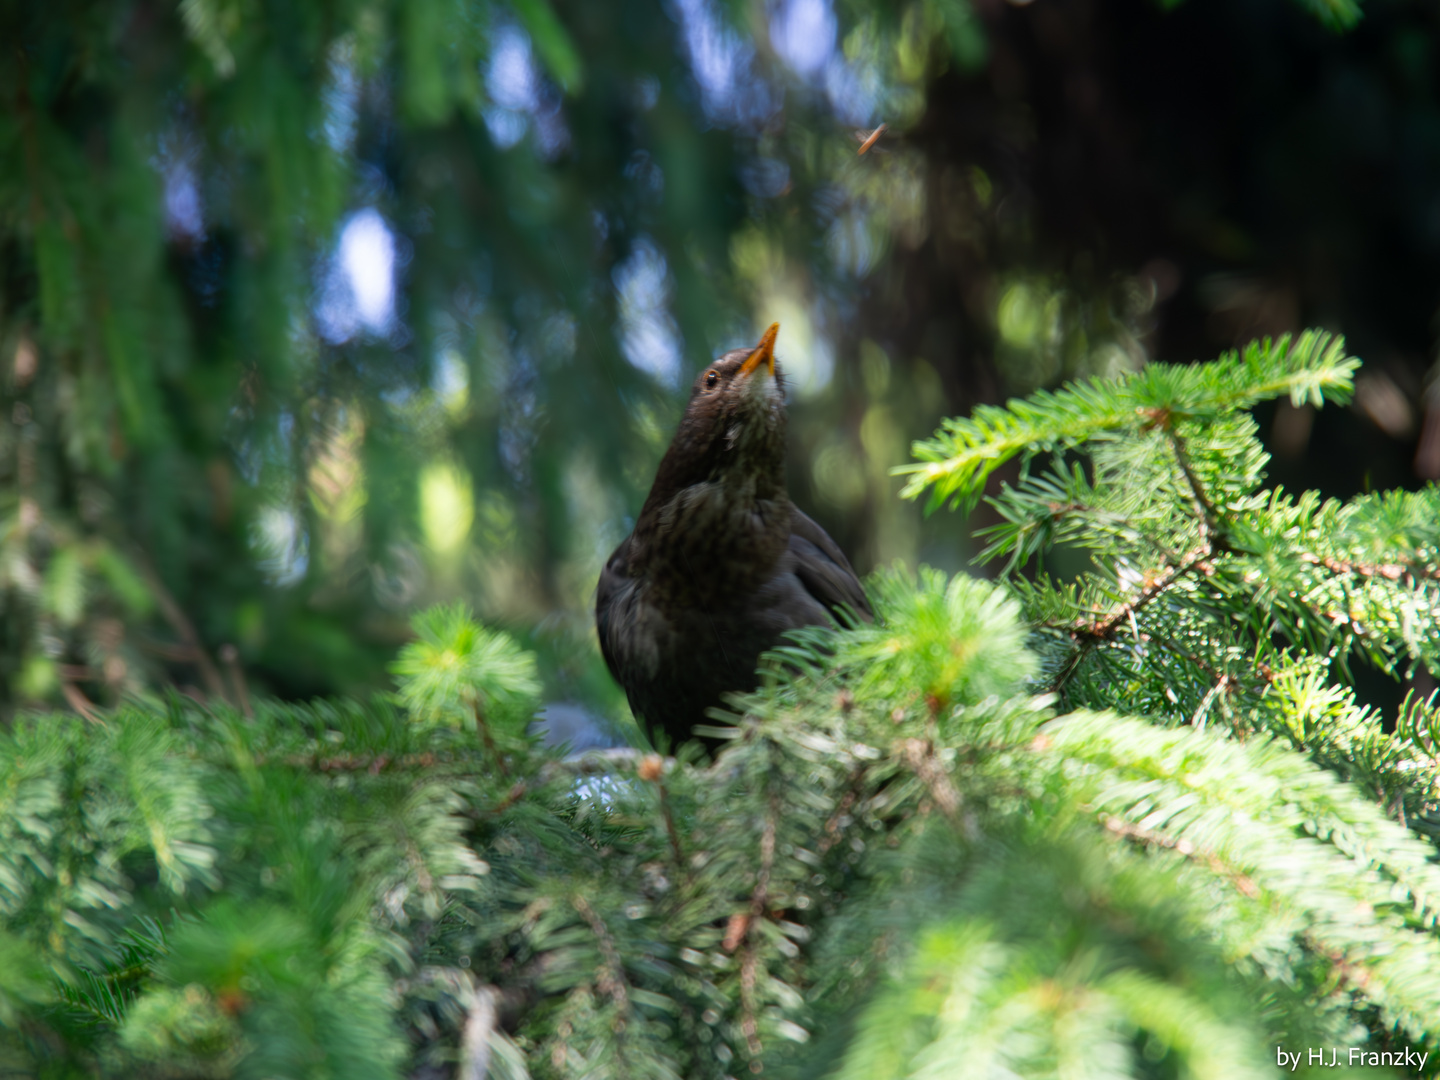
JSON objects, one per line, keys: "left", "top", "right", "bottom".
{"left": 739, "top": 794, "right": 779, "bottom": 1067}
{"left": 898, "top": 331, "right": 1359, "bottom": 507}
{"left": 817, "top": 779, "right": 863, "bottom": 855}
{"left": 60, "top": 680, "right": 101, "bottom": 724}
{"left": 458, "top": 982, "right": 498, "bottom": 1080}
{"left": 1047, "top": 545, "right": 1214, "bottom": 693}
{"left": 572, "top": 895, "right": 632, "bottom": 1064}
{"left": 1166, "top": 429, "right": 1224, "bottom": 543}
{"left": 901, "top": 738, "right": 963, "bottom": 826}
{"left": 4, "top": 323, "right": 1435, "bottom": 1076}
{"left": 1100, "top": 813, "right": 1258, "bottom": 897}
{"left": 471, "top": 696, "right": 510, "bottom": 780}
{"left": 648, "top": 761, "right": 687, "bottom": 879}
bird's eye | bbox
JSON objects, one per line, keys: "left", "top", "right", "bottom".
{"left": 705, "top": 370, "right": 719, "bottom": 388}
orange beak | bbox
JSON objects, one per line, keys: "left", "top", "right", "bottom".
{"left": 738, "top": 323, "right": 780, "bottom": 379}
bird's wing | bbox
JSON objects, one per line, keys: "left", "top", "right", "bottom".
{"left": 788, "top": 509, "right": 873, "bottom": 623}
{"left": 595, "top": 540, "right": 634, "bottom": 685}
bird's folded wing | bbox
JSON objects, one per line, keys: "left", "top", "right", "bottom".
{"left": 595, "top": 546, "right": 634, "bottom": 683}
{"left": 789, "top": 509, "right": 873, "bottom": 622}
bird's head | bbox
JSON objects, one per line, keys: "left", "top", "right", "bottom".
{"left": 635, "top": 323, "right": 790, "bottom": 540}
{"left": 675, "top": 321, "right": 786, "bottom": 466}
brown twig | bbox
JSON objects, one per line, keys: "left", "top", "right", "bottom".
{"left": 458, "top": 981, "right": 498, "bottom": 1080}
{"left": 1044, "top": 423, "right": 1227, "bottom": 698}
{"left": 1166, "top": 430, "right": 1223, "bottom": 542}
{"left": 639, "top": 756, "right": 687, "bottom": 876}
{"left": 60, "top": 680, "right": 103, "bottom": 725}
{"left": 1301, "top": 932, "right": 1376, "bottom": 996}
{"left": 572, "top": 895, "right": 632, "bottom": 1061}
{"left": 1300, "top": 551, "right": 1438, "bottom": 583}
{"left": 817, "top": 787, "right": 859, "bottom": 856}
{"left": 218, "top": 644, "right": 252, "bottom": 717}
{"left": 1047, "top": 546, "right": 1215, "bottom": 694}
{"left": 737, "top": 796, "right": 778, "bottom": 1069}
{"left": 541, "top": 747, "right": 654, "bottom": 777}
{"left": 1101, "top": 813, "right": 1258, "bottom": 898}
{"left": 901, "top": 738, "right": 963, "bottom": 828}
{"left": 281, "top": 751, "right": 438, "bottom": 773}
{"left": 470, "top": 697, "right": 509, "bottom": 779}
{"left": 138, "top": 639, "right": 203, "bottom": 662}
{"left": 491, "top": 781, "right": 529, "bottom": 814}
{"left": 135, "top": 557, "right": 227, "bottom": 701}
{"left": 1090, "top": 547, "right": 1214, "bottom": 641}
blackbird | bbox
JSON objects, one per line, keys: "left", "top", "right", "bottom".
{"left": 596, "top": 324, "right": 872, "bottom": 751}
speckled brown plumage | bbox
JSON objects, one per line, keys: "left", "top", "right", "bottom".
{"left": 596, "top": 325, "right": 871, "bottom": 752}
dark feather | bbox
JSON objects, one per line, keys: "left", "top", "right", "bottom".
{"left": 789, "top": 508, "right": 872, "bottom": 624}
{"left": 595, "top": 327, "right": 870, "bottom": 753}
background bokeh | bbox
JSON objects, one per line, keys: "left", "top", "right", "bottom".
{"left": 3, "top": 0, "right": 1435, "bottom": 726}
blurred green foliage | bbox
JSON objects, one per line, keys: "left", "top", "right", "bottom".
{"left": 0, "top": 0, "right": 991, "bottom": 717}
{"left": 14, "top": 0, "right": 1440, "bottom": 724}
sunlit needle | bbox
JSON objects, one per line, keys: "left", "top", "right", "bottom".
{"left": 857, "top": 123, "right": 888, "bottom": 156}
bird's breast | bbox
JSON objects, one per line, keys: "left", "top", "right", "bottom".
{"left": 644, "top": 484, "right": 792, "bottom": 604}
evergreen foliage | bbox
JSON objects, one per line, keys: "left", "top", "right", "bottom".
{"left": 2, "top": 0, "right": 1395, "bottom": 729}
{"left": 12, "top": 0, "right": 1440, "bottom": 1076}
{"left": 904, "top": 331, "right": 1440, "bottom": 826}
{"left": 1, "top": 333, "right": 1438, "bottom": 1077}
{"left": 1, "top": 0, "right": 986, "bottom": 717}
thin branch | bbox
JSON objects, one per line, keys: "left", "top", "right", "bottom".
{"left": 1090, "top": 548, "right": 1214, "bottom": 640}
{"left": 1048, "top": 546, "right": 1216, "bottom": 694}
{"left": 138, "top": 639, "right": 204, "bottom": 662}
{"left": 816, "top": 787, "right": 860, "bottom": 856}
{"left": 1166, "top": 429, "right": 1223, "bottom": 542}
{"left": 1100, "top": 813, "right": 1258, "bottom": 898}
{"left": 218, "top": 644, "right": 252, "bottom": 718}
{"left": 1301, "top": 551, "right": 1440, "bottom": 583}
{"left": 1300, "top": 931, "right": 1377, "bottom": 997}
{"left": 545, "top": 747, "right": 654, "bottom": 774}
{"left": 738, "top": 797, "right": 777, "bottom": 1068}
{"left": 135, "top": 556, "right": 227, "bottom": 701}
{"left": 1189, "top": 674, "right": 1231, "bottom": 732}
{"left": 901, "top": 737, "right": 963, "bottom": 829}
{"left": 458, "top": 982, "right": 497, "bottom": 1080}
{"left": 572, "top": 894, "right": 632, "bottom": 1065}
{"left": 290, "top": 751, "right": 438, "bottom": 773}
{"left": 60, "top": 680, "right": 102, "bottom": 725}
{"left": 470, "top": 696, "right": 510, "bottom": 780}
{"left": 639, "top": 757, "right": 687, "bottom": 878}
